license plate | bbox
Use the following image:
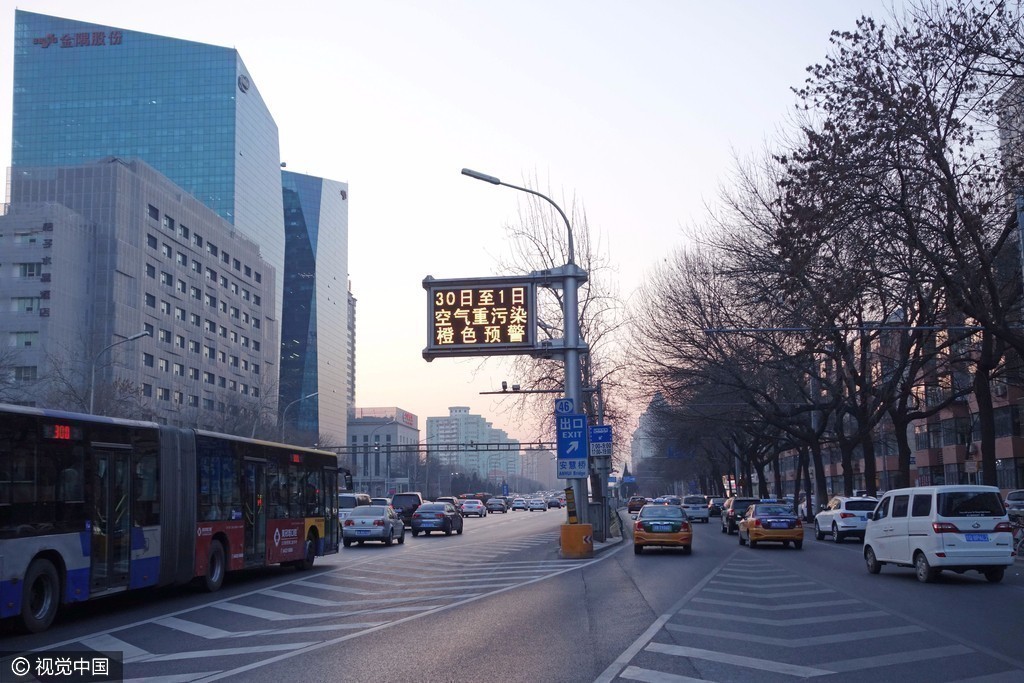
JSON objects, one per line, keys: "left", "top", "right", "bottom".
{"left": 964, "top": 533, "right": 988, "bottom": 542}
{"left": 653, "top": 523, "right": 671, "bottom": 532}
{"left": 356, "top": 529, "right": 370, "bottom": 534}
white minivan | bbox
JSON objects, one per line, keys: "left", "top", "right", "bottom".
{"left": 863, "top": 485, "right": 1014, "bottom": 583}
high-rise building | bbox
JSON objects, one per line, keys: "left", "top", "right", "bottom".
{"left": 426, "top": 407, "right": 520, "bottom": 484}
{"left": 1, "top": 158, "right": 276, "bottom": 429}
{"left": 11, "top": 9, "right": 285, "bottom": 383}
{"left": 280, "top": 171, "right": 349, "bottom": 444}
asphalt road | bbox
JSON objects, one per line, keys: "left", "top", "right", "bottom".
{"left": 3, "top": 509, "right": 1023, "bottom": 683}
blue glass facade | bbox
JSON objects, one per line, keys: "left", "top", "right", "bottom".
{"left": 12, "top": 10, "right": 284, "bottom": 360}
{"left": 281, "top": 171, "right": 349, "bottom": 444}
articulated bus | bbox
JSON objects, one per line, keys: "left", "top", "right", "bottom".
{"left": 0, "top": 403, "right": 353, "bottom": 632}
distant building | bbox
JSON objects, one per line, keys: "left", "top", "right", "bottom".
{"left": 348, "top": 408, "right": 420, "bottom": 496}
{"left": 347, "top": 285, "right": 357, "bottom": 418}
{"left": 1, "top": 158, "right": 276, "bottom": 429}
{"left": 426, "top": 406, "right": 520, "bottom": 487}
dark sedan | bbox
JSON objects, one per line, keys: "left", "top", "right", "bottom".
{"left": 411, "top": 502, "right": 464, "bottom": 536}
{"left": 485, "top": 498, "right": 508, "bottom": 513}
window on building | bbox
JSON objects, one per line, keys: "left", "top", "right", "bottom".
{"left": 229, "top": 355, "right": 239, "bottom": 368}
{"left": 162, "top": 215, "right": 175, "bottom": 232}
{"left": 158, "top": 387, "right": 170, "bottom": 401}
{"left": 162, "top": 244, "right": 172, "bottom": 258}
{"left": 177, "top": 279, "right": 187, "bottom": 294}
{"left": 188, "top": 394, "right": 199, "bottom": 407}
{"left": 175, "top": 334, "right": 186, "bottom": 349}
{"left": 178, "top": 225, "right": 189, "bottom": 240}
{"left": 190, "top": 313, "right": 200, "bottom": 327}
{"left": 188, "top": 367, "right": 200, "bottom": 380}
{"left": 252, "top": 269, "right": 258, "bottom": 281}
{"left": 207, "top": 243, "right": 219, "bottom": 257}
{"left": 205, "top": 294, "right": 217, "bottom": 309}
{"left": 148, "top": 205, "right": 160, "bottom": 220}
{"left": 253, "top": 295, "right": 261, "bottom": 307}
{"left": 14, "top": 366, "right": 38, "bottom": 382}
{"left": 173, "top": 390, "right": 183, "bottom": 405}
{"left": 173, "top": 362, "right": 184, "bottom": 377}
{"left": 160, "top": 272, "right": 173, "bottom": 286}
{"left": 233, "top": 258, "right": 241, "bottom": 271}
{"left": 192, "top": 233, "right": 203, "bottom": 248}
{"left": 176, "top": 252, "right": 188, "bottom": 267}
{"left": 206, "top": 267, "right": 217, "bottom": 282}
{"left": 17, "top": 263, "right": 44, "bottom": 278}
{"left": 12, "top": 331, "right": 39, "bottom": 347}
{"left": 219, "top": 301, "right": 228, "bottom": 314}
{"left": 147, "top": 234, "right": 158, "bottom": 249}
{"left": 219, "top": 275, "right": 228, "bottom": 288}
{"left": 205, "top": 319, "right": 217, "bottom": 333}
{"left": 253, "top": 341, "right": 260, "bottom": 352}
{"left": 204, "top": 345, "right": 215, "bottom": 360}
{"left": 218, "top": 377, "right": 226, "bottom": 388}
{"left": 146, "top": 263, "right": 156, "bottom": 279}
{"left": 230, "top": 282, "right": 239, "bottom": 295}
{"left": 143, "top": 384, "right": 153, "bottom": 398}
{"left": 144, "top": 294, "right": 156, "bottom": 309}
{"left": 204, "top": 372, "right": 215, "bottom": 385}
{"left": 158, "top": 329, "right": 171, "bottom": 343}
{"left": 219, "top": 325, "right": 228, "bottom": 338}
{"left": 252, "top": 318, "right": 261, "bottom": 329}
{"left": 189, "top": 340, "right": 200, "bottom": 354}
{"left": 191, "top": 286, "right": 202, "bottom": 301}
{"left": 230, "top": 306, "right": 240, "bottom": 320}
{"left": 218, "top": 351, "right": 227, "bottom": 363}
{"left": 158, "top": 358, "right": 170, "bottom": 373}
{"left": 191, "top": 260, "right": 202, "bottom": 274}
{"left": 221, "top": 252, "right": 230, "bottom": 265}
{"left": 160, "top": 300, "right": 171, "bottom": 315}
{"left": 203, "top": 398, "right": 214, "bottom": 410}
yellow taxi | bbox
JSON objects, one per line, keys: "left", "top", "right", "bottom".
{"left": 633, "top": 504, "right": 692, "bottom": 554}
{"left": 738, "top": 502, "right": 804, "bottom": 549}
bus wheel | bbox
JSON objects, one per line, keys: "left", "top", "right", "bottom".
{"left": 296, "top": 534, "right": 316, "bottom": 571}
{"left": 204, "top": 540, "right": 226, "bottom": 592}
{"left": 22, "top": 558, "right": 60, "bottom": 633}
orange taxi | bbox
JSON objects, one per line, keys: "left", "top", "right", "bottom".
{"left": 738, "top": 502, "right": 804, "bottom": 549}
{"left": 633, "top": 504, "right": 692, "bottom": 554}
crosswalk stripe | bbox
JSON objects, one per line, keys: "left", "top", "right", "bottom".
{"left": 664, "top": 622, "right": 925, "bottom": 647}
{"left": 674, "top": 608, "right": 886, "bottom": 626}
{"left": 645, "top": 642, "right": 833, "bottom": 677}
{"left": 619, "top": 665, "right": 711, "bottom": 682}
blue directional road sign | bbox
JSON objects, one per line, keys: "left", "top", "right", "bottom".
{"left": 588, "top": 425, "right": 612, "bottom": 458}
{"left": 556, "top": 413, "right": 588, "bottom": 479}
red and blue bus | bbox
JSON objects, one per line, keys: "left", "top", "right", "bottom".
{"left": 0, "top": 403, "right": 351, "bottom": 632}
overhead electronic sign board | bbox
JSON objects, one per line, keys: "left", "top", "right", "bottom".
{"left": 423, "top": 276, "right": 537, "bottom": 360}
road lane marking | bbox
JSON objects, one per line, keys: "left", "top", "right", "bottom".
{"left": 674, "top": 608, "right": 886, "bottom": 626}
{"left": 701, "top": 587, "right": 836, "bottom": 598}
{"left": 821, "top": 645, "right": 974, "bottom": 672}
{"left": 664, "top": 622, "right": 925, "bottom": 647}
{"left": 644, "top": 642, "right": 833, "bottom": 677}
{"left": 691, "top": 597, "right": 861, "bottom": 610}
{"left": 619, "top": 666, "right": 710, "bottom": 683}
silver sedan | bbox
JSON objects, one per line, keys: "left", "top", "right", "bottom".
{"left": 342, "top": 505, "right": 406, "bottom": 546}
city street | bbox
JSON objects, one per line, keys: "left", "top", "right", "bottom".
{"left": 4, "top": 510, "right": 1023, "bottom": 682}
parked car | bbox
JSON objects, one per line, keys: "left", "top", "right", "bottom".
{"left": 411, "top": 502, "right": 464, "bottom": 536}
{"left": 681, "top": 495, "right": 710, "bottom": 523}
{"left": 485, "top": 497, "right": 509, "bottom": 513}
{"left": 863, "top": 485, "right": 1014, "bottom": 583}
{"left": 460, "top": 499, "right": 488, "bottom": 517}
{"left": 527, "top": 498, "right": 548, "bottom": 511}
{"left": 707, "top": 497, "right": 725, "bottom": 517}
{"left": 338, "top": 492, "right": 372, "bottom": 521}
{"left": 738, "top": 503, "right": 804, "bottom": 549}
{"left": 390, "top": 492, "right": 426, "bottom": 527}
{"left": 342, "top": 505, "right": 405, "bottom": 546}
{"left": 720, "top": 496, "right": 760, "bottom": 535}
{"left": 814, "top": 496, "right": 877, "bottom": 543}
{"left": 511, "top": 497, "right": 528, "bottom": 511}
{"left": 633, "top": 504, "right": 692, "bottom": 555}
{"left": 627, "top": 496, "right": 647, "bottom": 514}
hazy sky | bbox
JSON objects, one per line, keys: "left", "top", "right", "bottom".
{"left": 0, "top": 1, "right": 890, "bottom": 443}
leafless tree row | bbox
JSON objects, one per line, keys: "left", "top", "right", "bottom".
{"left": 629, "top": 0, "right": 1024, "bottom": 511}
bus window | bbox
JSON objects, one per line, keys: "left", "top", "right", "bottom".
{"left": 133, "top": 453, "right": 159, "bottom": 526}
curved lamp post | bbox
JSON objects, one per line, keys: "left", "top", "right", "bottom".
{"left": 280, "top": 391, "right": 318, "bottom": 442}
{"left": 461, "top": 168, "right": 589, "bottom": 523}
{"left": 89, "top": 330, "right": 150, "bottom": 414}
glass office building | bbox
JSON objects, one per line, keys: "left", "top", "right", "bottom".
{"left": 281, "top": 171, "right": 349, "bottom": 445}
{"left": 11, "top": 10, "right": 285, "bottom": 346}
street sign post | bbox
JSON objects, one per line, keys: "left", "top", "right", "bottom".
{"left": 556, "top": 413, "right": 588, "bottom": 479}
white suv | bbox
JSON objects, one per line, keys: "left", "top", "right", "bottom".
{"left": 681, "top": 495, "right": 710, "bottom": 523}
{"left": 863, "top": 485, "right": 1014, "bottom": 583}
{"left": 814, "top": 496, "right": 877, "bottom": 543}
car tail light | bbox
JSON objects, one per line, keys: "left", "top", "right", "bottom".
{"left": 839, "top": 512, "right": 856, "bottom": 519}
{"left": 681, "top": 522, "right": 690, "bottom": 531}
{"left": 412, "top": 513, "right": 421, "bottom": 519}
{"left": 753, "top": 518, "right": 762, "bottom": 527}
{"left": 635, "top": 521, "right": 644, "bottom": 531}
{"left": 795, "top": 519, "right": 802, "bottom": 527}
{"left": 343, "top": 520, "right": 354, "bottom": 527}
{"left": 932, "top": 522, "right": 959, "bottom": 533}
{"left": 435, "top": 513, "right": 445, "bottom": 519}
{"left": 994, "top": 521, "right": 1013, "bottom": 533}
{"left": 373, "top": 519, "right": 385, "bottom": 526}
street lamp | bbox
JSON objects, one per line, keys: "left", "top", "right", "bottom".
{"left": 461, "top": 168, "right": 589, "bottom": 523}
{"left": 280, "top": 392, "right": 318, "bottom": 442}
{"left": 89, "top": 330, "right": 150, "bottom": 414}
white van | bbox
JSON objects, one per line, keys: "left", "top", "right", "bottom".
{"left": 863, "top": 485, "right": 1014, "bottom": 583}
